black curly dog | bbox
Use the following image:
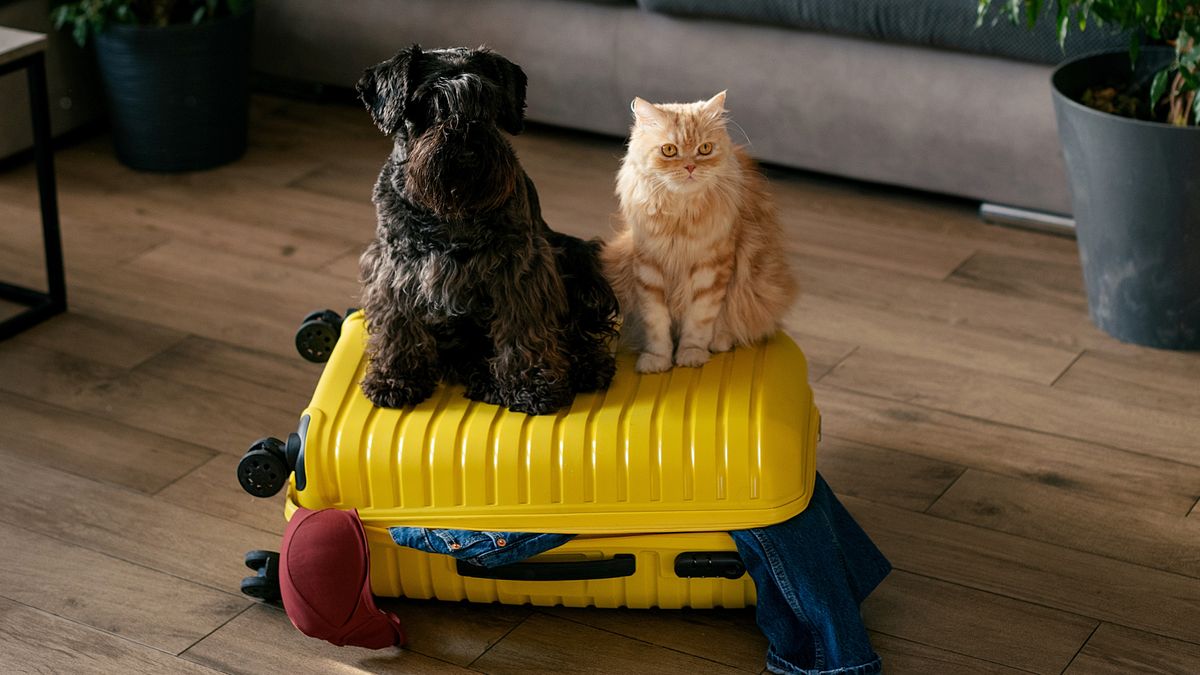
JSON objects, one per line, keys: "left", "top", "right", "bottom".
{"left": 355, "top": 45, "right": 618, "bottom": 415}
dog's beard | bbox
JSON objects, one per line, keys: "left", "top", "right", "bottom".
{"left": 404, "top": 122, "right": 519, "bottom": 219}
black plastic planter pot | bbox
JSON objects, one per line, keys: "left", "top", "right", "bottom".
{"left": 93, "top": 9, "right": 253, "bottom": 172}
{"left": 1052, "top": 48, "right": 1200, "bottom": 350}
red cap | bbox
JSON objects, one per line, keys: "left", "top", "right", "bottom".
{"left": 279, "top": 507, "right": 406, "bottom": 649}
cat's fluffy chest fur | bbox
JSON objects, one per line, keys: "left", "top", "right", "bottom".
{"left": 622, "top": 186, "right": 737, "bottom": 313}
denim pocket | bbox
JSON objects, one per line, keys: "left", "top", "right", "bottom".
{"left": 430, "top": 529, "right": 503, "bottom": 557}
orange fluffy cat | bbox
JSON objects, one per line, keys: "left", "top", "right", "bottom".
{"left": 602, "top": 91, "right": 797, "bottom": 373}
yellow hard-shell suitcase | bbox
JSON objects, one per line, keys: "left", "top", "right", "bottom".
{"left": 241, "top": 310, "right": 819, "bottom": 609}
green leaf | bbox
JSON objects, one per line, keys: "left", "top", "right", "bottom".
{"left": 1022, "top": 0, "right": 1038, "bottom": 29}
{"left": 1129, "top": 32, "right": 1141, "bottom": 65}
{"left": 71, "top": 20, "right": 87, "bottom": 48}
{"left": 1180, "top": 29, "right": 1200, "bottom": 70}
{"left": 1192, "top": 91, "right": 1200, "bottom": 126}
{"left": 192, "top": 6, "right": 205, "bottom": 24}
{"left": 1180, "top": 67, "right": 1200, "bottom": 90}
{"left": 50, "top": 6, "right": 69, "bottom": 30}
{"left": 1150, "top": 68, "right": 1171, "bottom": 107}
{"left": 1056, "top": 3, "right": 1070, "bottom": 46}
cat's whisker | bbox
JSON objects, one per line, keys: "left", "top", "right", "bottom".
{"left": 727, "top": 118, "right": 753, "bottom": 147}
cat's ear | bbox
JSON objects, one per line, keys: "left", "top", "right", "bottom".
{"left": 704, "top": 90, "right": 727, "bottom": 113}
{"left": 631, "top": 97, "right": 667, "bottom": 127}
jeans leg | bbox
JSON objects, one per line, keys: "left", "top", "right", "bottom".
{"left": 731, "top": 473, "right": 889, "bottom": 675}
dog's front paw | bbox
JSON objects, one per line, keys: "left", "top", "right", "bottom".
{"left": 674, "top": 346, "right": 711, "bottom": 369}
{"left": 636, "top": 352, "right": 673, "bottom": 374}
{"left": 463, "top": 375, "right": 506, "bottom": 407}
{"left": 507, "top": 395, "right": 571, "bottom": 416}
{"left": 503, "top": 380, "right": 574, "bottom": 416}
{"left": 361, "top": 371, "right": 438, "bottom": 409}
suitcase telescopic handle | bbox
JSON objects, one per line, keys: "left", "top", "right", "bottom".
{"left": 455, "top": 554, "right": 636, "bottom": 581}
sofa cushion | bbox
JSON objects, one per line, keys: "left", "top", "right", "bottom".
{"left": 636, "top": 0, "right": 1128, "bottom": 64}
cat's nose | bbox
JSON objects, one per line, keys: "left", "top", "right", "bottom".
{"left": 685, "top": 164, "right": 696, "bottom": 174}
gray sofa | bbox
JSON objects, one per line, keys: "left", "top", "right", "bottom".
{"left": 254, "top": 0, "right": 1125, "bottom": 215}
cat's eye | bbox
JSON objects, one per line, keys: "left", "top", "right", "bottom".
{"left": 660, "top": 143, "right": 678, "bottom": 158}
{"left": 698, "top": 142, "right": 714, "bottom": 155}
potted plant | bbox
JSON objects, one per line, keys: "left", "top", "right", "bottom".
{"left": 979, "top": 1, "right": 1199, "bottom": 350}
{"left": 52, "top": 0, "right": 253, "bottom": 171}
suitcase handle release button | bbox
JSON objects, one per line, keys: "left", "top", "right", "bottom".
{"left": 674, "top": 552, "right": 746, "bottom": 579}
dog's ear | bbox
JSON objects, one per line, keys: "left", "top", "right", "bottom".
{"left": 357, "top": 45, "right": 424, "bottom": 135}
{"left": 471, "top": 49, "right": 528, "bottom": 135}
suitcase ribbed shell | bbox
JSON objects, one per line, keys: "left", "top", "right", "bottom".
{"left": 292, "top": 312, "right": 818, "bottom": 534}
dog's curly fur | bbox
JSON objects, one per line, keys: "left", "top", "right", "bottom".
{"left": 356, "top": 45, "right": 618, "bottom": 415}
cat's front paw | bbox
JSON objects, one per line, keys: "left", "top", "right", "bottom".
{"left": 674, "top": 346, "right": 711, "bottom": 368}
{"left": 636, "top": 352, "right": 673, "bottom": 374}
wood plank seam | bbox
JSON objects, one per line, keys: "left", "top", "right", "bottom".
{"left": 0, "top": 388, "right": 218, "bottom": 493}
{"left": 522, "top": 609, "right": 763, "bottom": 673}
{"left": 0, "top": 509, "right": 255, "bottom": 600}
{"left": 814, "top": 344, "right": 859, "bottom": 383}
{"left": 849, "top": 495, "right": 1200, "bottom": 646}
{"left": 887, "top": 567, "right": 1102, "bottom": 631}
{"left": 175, "top": 603, "right": 256, "bottom": 657}
{"left": 1048, "top": 350, "right": 1085, "bottom": 388}
{"left": 939, "top": 249, "right": 981, "bottom": 282}
{"left": 823, "top": 383, "right": 1200, "bottom": 478}
{"left": 1057, "top": 624, "right": 1100, "bottom": 675}
{"left": 0, "top": 592, "right": 221, "bottom": 666}
{"left": 923, "top": 473, "right": 1200, "bottom": 583}
{"left": 465, "top": 612, "right": 536, "bottom": 670}
{"left": 920, "top": 468, "right": 967, "bottom": 515}
{"left": 867, "top": 629, "right": 1043, "bottom": 675}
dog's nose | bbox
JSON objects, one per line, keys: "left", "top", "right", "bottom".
{"left": 685, "top": 164, "right": 696, "bottom": 174}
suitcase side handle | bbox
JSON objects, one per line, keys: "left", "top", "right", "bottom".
{"left": 455, "top": 554, "right": 636, "bottom": 581}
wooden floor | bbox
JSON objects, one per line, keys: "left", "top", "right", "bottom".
{"left": 1, "top": 95, "right": 1198, "bottom": 674}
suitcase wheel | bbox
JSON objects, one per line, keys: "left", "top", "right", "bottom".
{"left": 295, "top": 309, "right": 343, "bottom": 363}
{"left": 244, "top": 549, "right": 275, "bottom": 571}
{"left": 240, "top": 549, "right": 281, "bottom": 603}
{"left": 237, "top": 437, "right": 289, "bottom": 497}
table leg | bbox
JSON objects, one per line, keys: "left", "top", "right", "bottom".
{"left": 27, "top": 51, "right": 66, "bottom": 311}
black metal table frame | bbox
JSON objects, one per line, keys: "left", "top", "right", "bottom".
{"left": 0, "top": 48, "right": 66, "bottom": 341}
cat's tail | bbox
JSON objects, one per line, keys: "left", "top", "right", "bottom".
{"left": 722, "top": 243, "right": 799, "bottom": 347}
{"left": 598, "top": 231, "right": 645, "bottom": 350}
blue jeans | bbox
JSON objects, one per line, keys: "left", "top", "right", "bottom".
{"left": 387, "top": 473, "right": 888, "bottom": 675}
{"left": 730, "top": 473, "right": 889, "bottom": 675}
{"left": 387, "top": 526, "right": 574, "bottom": 568}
